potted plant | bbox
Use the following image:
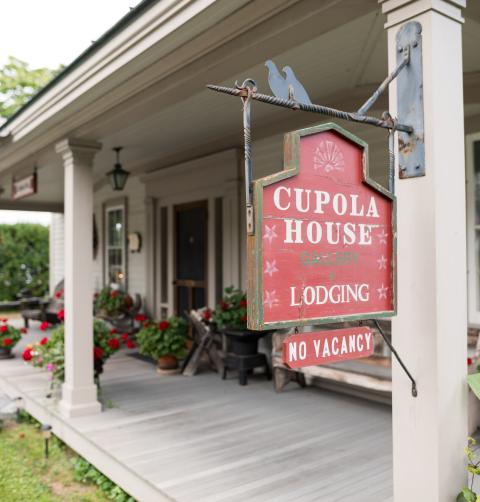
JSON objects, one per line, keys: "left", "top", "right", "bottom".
{"left": 137, "top": 316, "right": 188, "bottom": 371}
{"left": 0, "top": 319, "right": 23, "bottom": 359}
{"left": 25, "top": 318, "right": 134, "bottom": 388}
{"left": 95, "top": 287, "right": 133, "bottom": 317}
{"left": 212, "top": 287, "right": 271, "bottom": 356}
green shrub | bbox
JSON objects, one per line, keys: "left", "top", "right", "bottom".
{"left": 0, "top": 223, "right": 49, "bottom": 301}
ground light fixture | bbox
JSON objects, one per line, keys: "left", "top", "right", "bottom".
{"left": 15, "top": 396, "right": 25, "bottom": 421}
{"left": 107, "top": 146, "right": 130, "bottom": 191}
{"left": 41, "top": 423, "right": 52, "bottom": 459}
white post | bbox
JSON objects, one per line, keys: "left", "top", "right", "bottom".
{"left": 381, "top": 1, "right": 467, "bottom": 500}
{"left": 56, "top": 138, "right": 102, "bottom": 418}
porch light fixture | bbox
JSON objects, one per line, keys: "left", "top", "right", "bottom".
{"left": 107, "top": 147, "right": 129, "bottom": 191}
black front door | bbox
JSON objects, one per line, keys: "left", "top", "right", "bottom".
{"left": 174, "top": 201, "right": 208, "bottom": 316}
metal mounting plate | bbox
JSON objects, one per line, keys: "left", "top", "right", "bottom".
{"left": 396, "top": 21, "right": 425, "bottom": 179}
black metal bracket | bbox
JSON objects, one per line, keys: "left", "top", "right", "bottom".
{"left": 371, "top": 319, "right": 417, "bottom": 397}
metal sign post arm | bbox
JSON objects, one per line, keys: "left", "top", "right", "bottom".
{"left": 372, "top": 319, "right": 417, "bottom": 397}
{"left": 357, "top": 46, "right": 410, "bottom": 116}
{"left": 238, "top": 79, "right": 256, "bottom": 235}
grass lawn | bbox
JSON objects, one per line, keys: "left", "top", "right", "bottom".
{"left": 0, "top": 419, "right": 110, "bottom": 502}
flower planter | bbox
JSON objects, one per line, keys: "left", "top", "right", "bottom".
{"left": 222, "top": 328, "right": 273, "bottom": 385}
{"left": 0, "top": 347, "right": 13, "bottom": 359}
{"left": 158, "top": 355, "right": 178, "bottom": 370}
{"left": 223, "top": 328, "right": 266, "bottom": 356}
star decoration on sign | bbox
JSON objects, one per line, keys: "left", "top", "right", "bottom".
{"left": 377, "top": 255, "right": 387, "bottom": 270}
{"left": 264, "top": 290, "right": 279, "bottom": 309}
{"left": 377, "top": 229, "right": 388, "bottom": 245}
{"left": 264, "top": 224, "right": 278, "bottom": 245}
{"left": 377, "top": 284, "right": 388, "bottom": 300}
{"left": 265, "top": 260, "right": 279, "bottom": 277}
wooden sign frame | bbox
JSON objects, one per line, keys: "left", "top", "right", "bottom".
{"left": 12, "top": 172, "right": 37, "bottom": 200}
{"left": 247, "top": 122, "right": 396, "bottom": 331}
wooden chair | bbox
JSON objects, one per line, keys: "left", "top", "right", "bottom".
{"left": 20, "top": 280, "right": 64, "bottom": 328}
{"left": 96, "top": 293, "right": 142, "bottom": 335}
{"left": 182, "top": 310, "right": 224, "bottom": 376}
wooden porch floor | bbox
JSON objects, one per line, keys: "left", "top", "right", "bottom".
{"left": 0, "top": 330, "right": 393, "bottom": 502}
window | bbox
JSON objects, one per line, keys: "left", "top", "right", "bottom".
{"left": 467, "top": 136, "right": 480, "bottom": 325}
{"left": 105, "top": 205, "right": 125, "bottom": 288}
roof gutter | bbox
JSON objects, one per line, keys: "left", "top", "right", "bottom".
{"left": 0, "top": 0, "right": 160, "bottom": 133}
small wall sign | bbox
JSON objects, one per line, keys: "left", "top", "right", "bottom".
{"left": 247, "top": 123, "right": 395, "bottom": 330}
{"left": 282, "top": 326, "right": 374, "bottom": 368}
{"left": 12, "top": 172, "right": 37, "bottom": 200}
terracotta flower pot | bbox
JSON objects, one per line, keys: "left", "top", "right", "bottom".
{"left": 158, "top": 355, "right": 178, "bottom": 370}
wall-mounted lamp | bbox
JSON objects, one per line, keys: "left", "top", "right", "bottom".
{"left": 107, "top": 147, "right": 129, "bottom": 191}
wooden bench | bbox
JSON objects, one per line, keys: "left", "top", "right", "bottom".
{"left": 272, "top": 321, "right": 392, "bottom": 403}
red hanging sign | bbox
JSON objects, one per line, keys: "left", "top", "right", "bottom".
{"left": 282, "top": 327, "right": 374, "bottom": 369}
{"left": 247, "top": 123, "right": 395, "bottom": 330}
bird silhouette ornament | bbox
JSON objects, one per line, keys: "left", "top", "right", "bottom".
{"left": 265, "top": 60, "right": 312, "bottom": 105}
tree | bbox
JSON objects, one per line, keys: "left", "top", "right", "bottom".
{"left": 0, "top": 57, "right": 63, "bottom": 118}
{"left": 0, "top": 224, "right": 49, "bottom": 301}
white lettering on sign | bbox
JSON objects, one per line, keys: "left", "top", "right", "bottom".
{"left": 273, "top": 186, "right": 379, "bottom": 219}
{"left": 290, "top": 284, "right": 370, "bottom": 307}
{"left": 282, "top": 327, "right": 375, "bottom": 368}
{"left": 284, "top": 219, "right": 376, "bottom": 246}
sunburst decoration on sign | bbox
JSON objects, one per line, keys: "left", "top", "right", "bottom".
{"left": 313, "top": 141, "right": 345, "bottom": 173}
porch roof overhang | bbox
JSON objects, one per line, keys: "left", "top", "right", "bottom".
{"left": 0, "top": 0, "right": 479, "bottom": 211}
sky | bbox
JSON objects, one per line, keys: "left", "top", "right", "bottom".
{"left": 0, "top": 0, "right": 142, "bottom": 226}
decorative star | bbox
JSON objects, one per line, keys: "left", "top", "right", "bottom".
{"left": 265, "top": 260, "right": 279, "bottom": 277}
{"left": 377, "top": 255, "right": 387, "bottom": 270}
{"left": 377, "top": 284, "right": 388, "bottom": 300}
{"left": 377, "top": 229, "right": 388, "bottom": 245}
{"left": 264, "top": 290, "right": 279, "bottom": 309}
{"left": 264, "top": 224, "right": 278, "bottom": 245}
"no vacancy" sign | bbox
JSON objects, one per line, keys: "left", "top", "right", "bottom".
{"left": 247, "top": 123, "right": 395, "bottom": 330}
{"left": 282, "top": 327, "right": 374, "bottom": 369}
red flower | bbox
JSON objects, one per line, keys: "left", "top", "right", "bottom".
{"left": 159, "top": 321, "right": 169, "bottom": 331}
{"left": 40, "top": 337, "right": 48, "bottom": 346}
{"left": 20, "top": 328, "right": 28, "bottom": 334}
{"left": 126, "top": 339, "right": 136, "bottom": 349}
{"left": 134, "top": 314, "right": 147, "bottom": 322}
{"left": 1, "top": 318, "right": 7, "bottom": 323}
{"left": 468, "top": 357, "right": 473, "bottom": 366}
{"left": 111, "top": 291, "right": 118, "bottom": 298}
{"left": 108, "top": 338, "right": 120, "bottom": 350}
{"left": 110, "top": 328, "right": 118, "bottom": 335}
{"left": 55, "top": 290, "right": 62, "bottom": 299}
{"left": 57, "top": 309, "right": 65, "bottom": 322}
{"left": 40, "top": 321, "right": 49, "bottom": 331}
{"left": 239, "top": 299, "right": 247, "bottom": 308}
{"left": 3, "top": 338, "right": 12, "bottom": 346}
{"left": 94, "top": 347, "right": 103, "bottom": 360}
{"left": 0, "top": 325, "right": 8, "bottom": 333}
{"left": 241, "top": 315, "right": 247, "bottom": 323}
{"left": 202, "top": 309, "right": 212, "bottom": 321}
{"left": 121, "top": 333, "right": 129, "bottom": 341}
{"left": 221, "top": 301, "right": 229, "bottom": 311}
{"left": 143, "top": 321, "right": 151, "bottom": 328}
{"left": 22, "top": 348, "right": 32, "bottom": 361}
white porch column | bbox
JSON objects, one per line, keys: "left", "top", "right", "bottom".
{"left": 55, "top": 138, "right": 102, "bottom": 417}
{"left": 381, "top": 1, "right": 467, "bottom": 500}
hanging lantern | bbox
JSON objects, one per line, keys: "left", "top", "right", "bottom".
{"left": 107, "top": 147, "right": 129, "bottom": 191}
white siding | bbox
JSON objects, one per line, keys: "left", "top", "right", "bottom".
{"left": 93, "top": 177, "right": 147, "bottom": 298}
{"left": 49, "top": 213, "right": 64, "bottom": 294}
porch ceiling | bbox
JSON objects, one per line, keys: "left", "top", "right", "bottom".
{"left": 1, "top": 0, "right": 479, "bottom": 210}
